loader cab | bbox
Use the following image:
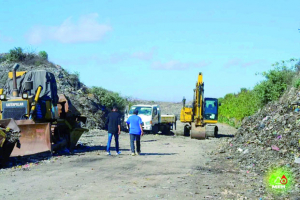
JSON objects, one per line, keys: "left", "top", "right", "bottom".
{"left": 0, "top": 67, "right": 59, "bottom": 121}
{"left": 203, "top": 98, "right": 218, "bottom": 121}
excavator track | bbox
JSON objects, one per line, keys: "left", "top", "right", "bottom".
{"left": 205, "top": 124, "right": 218, "bottom": 137}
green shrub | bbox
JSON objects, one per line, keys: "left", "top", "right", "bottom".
{"left": 38, "top": 51, "right": 48, "bottom": 60}
{"left": 294, "top": 78, "right": 300, "bottom": 88}
{"left": 89, "top": 86, "right": 126, "bottom": 111}
{"left": 254, "top": 61, "right": 296, "bottom": 105}
{"left": 219, "top": 58, "right": 298, "bottom": 127}
{"left": 219, "top": 89, "right": 261, "bottom": 124}
{"left": 4, "top": 47, "right": 52, "bottom": 66}
{"left": 6, "top": 47, "right": 26, "bottom": 62}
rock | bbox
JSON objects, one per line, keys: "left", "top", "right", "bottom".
{"left": 219, "top": 149, "right": 225, "bottom": 153}
{"left": 243, "top": 149, "right": 249, "bottom": 154}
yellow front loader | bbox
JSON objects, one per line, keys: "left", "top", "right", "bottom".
{"left": 0, "top": 63, "right": 87, "bottom": 164}
{"left": 180, "top": 72, "right": 219, "bottom": 139}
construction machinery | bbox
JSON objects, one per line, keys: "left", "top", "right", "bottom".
{"left": 180, "top": 72, "right": 219, "bottom": 139}
{"left": 0, "top": 63, "right": 87, "bottom": 166}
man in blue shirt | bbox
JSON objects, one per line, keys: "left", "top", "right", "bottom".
{"left": 126, "top": 109, "right": 143, "bottom": 156}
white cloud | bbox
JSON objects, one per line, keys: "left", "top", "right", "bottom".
{"left": 0, "top": 32, "right": 14, "bottom": 42}
{"left": 131, "top": 48, "right": 156, "bottom": 61}
{"left": 151, "top": 60, "right": 211, "bottom": 70}
{"left": 224, "top": 58, "right": 266, "bottom": 68}
{"left": 26, "top": 13, "right": 112, "bottom": 44}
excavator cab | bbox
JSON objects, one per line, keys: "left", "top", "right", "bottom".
{"left": 203, "top": 98, "right": 218, "bottom": 122}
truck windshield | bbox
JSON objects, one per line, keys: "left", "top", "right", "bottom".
{"left": 204, "top": 99, "right": 218, "bottom": 120}
{"left": 129, "top": 106, "right": 152, "bottom": 116}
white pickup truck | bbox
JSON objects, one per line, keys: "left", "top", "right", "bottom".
{"left": 124, "top": 104, "right": 176, "bottom": 134}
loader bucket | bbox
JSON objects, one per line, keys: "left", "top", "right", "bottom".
{"left": 10, "top": 120, "right": 51, "bottom": 157}
{"left": 0, "top": 119, "right": 20, "bottom": 166}
{"left": 69, "top": 128, "right": 88, "bottom": 151}
{"left": 0, "top": 118, "right": 21, "bottom": 132}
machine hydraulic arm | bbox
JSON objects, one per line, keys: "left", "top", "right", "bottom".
{"left": 179, "top": 72, "right": 219, "bottom": 139}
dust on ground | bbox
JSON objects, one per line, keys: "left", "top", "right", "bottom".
{"left": 0, "top": 123, "right": 285, "bottom": 199}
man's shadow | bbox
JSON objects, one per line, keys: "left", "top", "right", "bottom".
{"left": 139, "top": 153, "right": 177, "bottom": 156}
{"left": 2, "top": 145, "right": 131, "bottom": 168}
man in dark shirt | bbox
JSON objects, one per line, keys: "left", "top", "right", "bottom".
{"left": 106, "top": 106, "right": 121, "bottom": 155}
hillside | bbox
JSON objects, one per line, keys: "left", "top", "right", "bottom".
{"left": 0, "top": 54, "right": 106, "bottom": 129}
{"left": 0, "top": 50, "right": 182, "bottom": 129}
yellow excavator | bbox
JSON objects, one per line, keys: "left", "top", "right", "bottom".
{"left": 180, "top": 72, "right": 219, "bottom": 139}
{"left": 0, "top": 63, "right": 87, "bottom": 165}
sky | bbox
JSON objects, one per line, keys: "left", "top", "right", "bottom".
{"left": 0, "top": 0, "right": 299, "bottom": 102}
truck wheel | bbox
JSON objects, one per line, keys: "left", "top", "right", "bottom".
{"left": 162, "top": 125, "right": 170, "bottom": 135}
{"left": 152, "top": 125, "right": 159, "bottom": 134}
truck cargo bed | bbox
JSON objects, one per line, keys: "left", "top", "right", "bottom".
{"left": 160, "top": 115, "right": 176, "bottom": 123}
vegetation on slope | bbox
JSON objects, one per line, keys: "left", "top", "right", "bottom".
{"left": 219, "top": 58, "right": 300, "bottom": 127}
{"left": 0, "top": 47, "right": 128, "bottom": 113}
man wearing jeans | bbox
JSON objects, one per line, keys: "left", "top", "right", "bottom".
{"left": 106, "top": 106, "right": 121, "bottom": 155}
{"left": 126, "top": 109, "right": 143, "bottom": 156}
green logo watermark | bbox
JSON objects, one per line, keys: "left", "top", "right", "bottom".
{"left": 264, "top": 167, "right": 294, "bottom": 195}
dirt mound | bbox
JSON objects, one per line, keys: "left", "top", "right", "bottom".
{"left": 220, "top": 86, "right": 300, "bottom": 195}
{"left": 0, "top": 61, "right": 105, "bottom": 129}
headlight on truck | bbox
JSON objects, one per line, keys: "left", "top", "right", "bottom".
{"left": 145, "top": 121, "right": 151, "bottom": 125}
{"left": 0, "top": 94, "right": 6, "bottom": 100}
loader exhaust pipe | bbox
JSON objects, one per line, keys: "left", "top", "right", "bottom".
{"left": 12, "top": 63, "right": 20, "bottom": 97}
{"left": 182, "top": 96, "right": 186, "bottom": 108}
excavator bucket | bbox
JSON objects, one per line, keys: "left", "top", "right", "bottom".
{"left": 10, "top": 120, "right": 51, "bottom": 157}
{"left": 69, "top": 127, "right": 88, "bottom": 151}
{"left": 190, "top": 122, "right": 206, "bottom": 140}
{"left": 190, "top": 126, "right": 206, "bottom": 140}
{"left": 190, "top": 125, "right": 219, "bottom": 139}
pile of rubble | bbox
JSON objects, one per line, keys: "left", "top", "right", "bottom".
{"left": 221, "top": 86, "right": 300, "bottom": 191}
{"left": 0, "top": 61, "right": 106, "bottom": 129}
{"left": 0, "top": 128, "right": 21, "bottom": 144}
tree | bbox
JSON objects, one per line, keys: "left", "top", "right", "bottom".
{"left": 38, "top": 51, "right": 48, "bottom": 60}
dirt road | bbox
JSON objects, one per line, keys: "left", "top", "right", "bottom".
{"left": 0, "top": 123, "right": 268, "bottom": 199}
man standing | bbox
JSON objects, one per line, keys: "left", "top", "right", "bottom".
{"left": 106, "top": 106, "right": 121, "bottom": 155}
{"left": 126, "top": 109, "right": 143, "bottom": 156}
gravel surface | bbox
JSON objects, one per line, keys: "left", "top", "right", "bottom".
{"left": 0, "top": 122, "right": 296, "bottom": 199}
